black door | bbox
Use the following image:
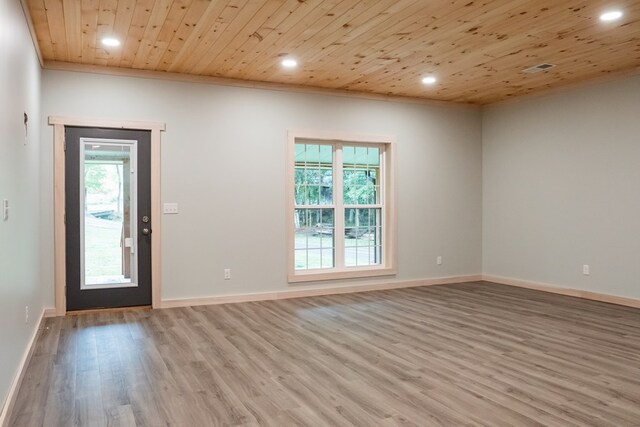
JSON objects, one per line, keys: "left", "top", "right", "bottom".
{"left": 65, "top": 127, "right": 152, "bottom": 311}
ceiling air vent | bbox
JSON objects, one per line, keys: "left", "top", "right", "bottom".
{"left": 523, "top": 63, "right": 556, "bottom": 74}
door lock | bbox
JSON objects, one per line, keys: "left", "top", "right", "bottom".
{"left": 142, "top": 228, "right": 151, "bottom": 235}
{"left": 142, "top": 215, "right": 150, "bottom": 223}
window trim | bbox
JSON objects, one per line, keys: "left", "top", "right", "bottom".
{"left": 287, "top": 130, "right": 397, "bottom": 283}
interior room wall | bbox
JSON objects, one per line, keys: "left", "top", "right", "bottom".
{"left": 483, "top": 74, "right": 640, "bottom": 299}
{"left": 0, "top": 0, "right": 43, "bottom": 415}
{"left": 40, "top": 70, "right": 483, "bottom": 304}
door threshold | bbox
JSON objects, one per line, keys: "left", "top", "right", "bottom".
{"left": 65, "top": 305, "right": 152, "bottom": 316}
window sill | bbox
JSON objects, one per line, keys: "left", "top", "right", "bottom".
{"left": 288, "top": 267, "right": 397, "bottom": 284}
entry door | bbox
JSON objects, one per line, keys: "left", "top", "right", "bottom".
{"left": 65, "top": 127, "right": 152, "bottom": 311}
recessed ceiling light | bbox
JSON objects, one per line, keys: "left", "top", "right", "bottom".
{"left": 421, "top": 76, "right": 437, "bottom": 85}
{"left": 600, "top": 10, "right": 623, "bottom": 21}
{"left": 281, "top": 58, "right": 298, "bottom": 68}
{"left": 101, "top": 37, "right": 121, "bottom": 47}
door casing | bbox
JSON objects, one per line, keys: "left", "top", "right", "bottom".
{"left": 50, "top": 116, "right": 165, "bottom": 315}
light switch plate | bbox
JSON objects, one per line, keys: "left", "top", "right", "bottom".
{"left": 163, "top": 203, "right": 178, "bottom": 214}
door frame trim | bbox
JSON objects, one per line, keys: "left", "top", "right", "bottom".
{"left": 50, "top": 116, "right": 166, "bottom": 316}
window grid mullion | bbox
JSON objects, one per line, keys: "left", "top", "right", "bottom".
{"left": 334, "top": 144, "right": 345, "bottom": 269}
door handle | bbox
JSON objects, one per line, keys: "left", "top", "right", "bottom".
{"left": 142, "top": 228, "right": 151, "bottom": 235}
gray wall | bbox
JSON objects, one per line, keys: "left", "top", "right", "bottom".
{"left": 483, "top": 75, "right": 640, "bottom": 299}
{"left": 41, "top": 70, "right": 483, "bottom": 304}
{"left": 0, "top": 0, "right": 43, "bottom": 413}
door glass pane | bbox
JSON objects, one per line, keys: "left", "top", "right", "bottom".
{"left": 82, "top": 140, "right": 137, "bottom": 288}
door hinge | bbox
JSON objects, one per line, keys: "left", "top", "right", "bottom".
{"left": 64, "top": 213, "right": 66, "bottom": 225}
{"left": 63, "top": 139, "right": 67, "bottom": 152}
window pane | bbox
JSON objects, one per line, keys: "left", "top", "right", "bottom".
{"left": 307, "top": 186, "right": 320, "bottom": 205}
{"left": 355, "top": 146, "right": 368, "bottom": 164}
{"left": 343, "top": 146, "right": 380, "bottom": 206}
{"left": 345, "top": 208, "right": 356, "bottom": 227}
{"left": 294, "top": 144, "right": 306, "bottom": 162}
{"left": 368, "top": 147, "right": 380, "bottom": 166}
{"left": 343, "top": 170, "right": 356, "bottom": 204}
{"left": 345, "top": 247, "right": 357, "bottom": 267}
{"left": 295, "top": 143, "right": 333, "bottom": 207}
{"left": 319, "top": 144, "right": 332, "bottom": 164}
{"left": 320, "top": 169, "right": 333, "bottom": 205}
{"left": 320, "top": 185, "right": 332, "bottom": 205}
{"left": 344, "top": 208, "right": 382, "bottom": 267}
{"left": 321, "top": 229, "right": 334, "bottom": 249}
{"left": 295, "top": 250, "right": 307, "bottom": 270}
{"left": 343, "top": 146, "right": 355, "bottom": 165}
{"left": 305, "top": 169, "right": 320, "bottom": 184}
{"left": 303, "top": 144, "right": 320, "bottom": 163}
{"left": 321, "top": 248, "right": 334, "bottom": 269}
{"left": 307, "top": 249, "right": 322, "bottom": 269}
{"left": 357, "top": 187, "right": 370, "bottom": 205}
{"left": 294, "top": 208, "right": 334, "bottom": 270}
{"left": 321, "top": 209, "right": 334, "bottom": 227}
{"left": 294, "top": 183, "right": 306, "bottom": 205}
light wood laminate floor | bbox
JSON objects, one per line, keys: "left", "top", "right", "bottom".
{"left": 9, "top": 282, "right": 640, "bottom": 426}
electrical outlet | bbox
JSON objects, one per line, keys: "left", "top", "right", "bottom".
{"left": 25, "top": 306, "right": 29, "bottom": 324}
{"left": 224, "top": 269, "right": 231, "bottom": 280}
{"left": 436, "top": 255, "right": 442, "bottom": 265}
{"left": 583, "top": 264, "right": 590, "bottom": 275}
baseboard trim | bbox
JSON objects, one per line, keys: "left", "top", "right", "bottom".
{"left": 0, "top": 308, "right": 46, "bottom": 427}
{"left": 161, "top": 274, "right": 482, "bottom": 309}
{"left": 482, "top": 274, "right": 640, "bottom": 309}
{"left": 43, "top": 308, "right": 57, "bottom": 318}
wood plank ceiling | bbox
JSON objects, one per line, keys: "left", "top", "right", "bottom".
{"left": 25, "top": 0, "right": 640, "bottom": 104}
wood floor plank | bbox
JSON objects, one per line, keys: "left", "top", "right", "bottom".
{"left": 8, "top": 282, "right": 640, "bottom": 426}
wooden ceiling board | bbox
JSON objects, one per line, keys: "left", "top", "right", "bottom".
{"left": 25, "top": 0, "right": 640, "bottom": 104}
{"left": 164, "top": 0, "right": 234, "bottom": 72}
{"left": 131, "top": 0, "right": 174, "bottom": 69}
{"left": 119, "top": 0, "right": 155, "bottom": 67}
{"left": 28, "top": 0, "right": 54, "bottom": 59}
{"left": 342, "top": 2, "right": 574, "bottom": 97}
{"left": 190, "top": 0, "right": 285, "bottom": 75}
{"left": 235, "top": 0, "right": 362, "bottom": 79}
{"left": 156, "top": 0, "right": 212, "bottom": 70}
{"left": 257, "top": 0, "right": 430, "bottom": 83}
{"left": 100, "top": 0, "right": 127, "bottom": 65}
{"left": 229, "top": 0, "right": 344, "bottom": 79}
{"left": 135, "top": 0, "right": 185, "bottom": 68}
{"left": 186, "top": 0, "right": 270, "bottom": 74}
{"left": 80, "top": 0, "right": 99, "bottom": 64}
{"left": 208, "top": 0, "right": 317, "bottom": 76}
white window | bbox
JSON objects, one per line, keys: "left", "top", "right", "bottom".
{"left": 287, "top": 131, "right": 396, "bottom": 283}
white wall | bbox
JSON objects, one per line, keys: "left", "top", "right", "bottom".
{"left": 41, "top": 70, "right": 483, "bottom": 304}
{"left": 0, "top": 0, "right": 43, "bottom": 415}
{"left": 483, "top": 75, "right": 640, "bottom": 299}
